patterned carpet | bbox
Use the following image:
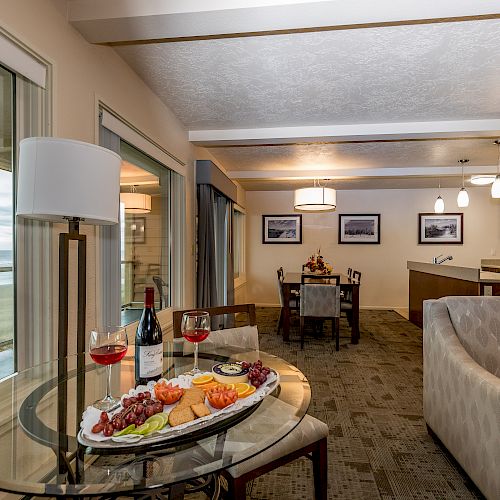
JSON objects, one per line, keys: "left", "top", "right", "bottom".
{"left": 240, "top": 307, "right": 484, "bottom": 500}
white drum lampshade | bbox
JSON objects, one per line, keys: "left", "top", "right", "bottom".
{"left": 120, "top": 192, "right": 152, "bottom": 213}
{"left": 17, "top": 137, "right": 121, "bottom": 225}
{"left": 294, "top": 187, "right": 336, "bottom": 212}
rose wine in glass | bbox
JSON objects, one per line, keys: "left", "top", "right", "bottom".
{"left": 90, "top": 326, "right": 128, "bottom": 411}
{"left": 181, "top": 311, "right": 210, "bottom": 374}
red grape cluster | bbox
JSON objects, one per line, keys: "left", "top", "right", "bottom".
{"left": 91, "top": 391, "right": 163, "bottom": 436}
{"left": 241, "top": 360, "right": 271, "bottom": 388}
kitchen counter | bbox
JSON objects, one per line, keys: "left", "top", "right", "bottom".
{"left": 407, "top": 261, "right": 500, "bottom": 327}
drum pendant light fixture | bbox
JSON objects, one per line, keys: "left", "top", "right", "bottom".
{"left": 120, "top": 185, "right": 152, "bottom": 213}
{"left": 456, "top": 159, "right": 470, "bottom": 208}
{"left": 434, "top": 180, "right": 445, "bottom": 214}
{"left": 491, "top": 140, "right": 500, "bottom": 199}
{"left": 294, "top": 179, "right": 336, "bottom": 212}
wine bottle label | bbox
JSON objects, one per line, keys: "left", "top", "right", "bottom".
{"left": 138, "top": 344, "right": 163, "bottom": 378}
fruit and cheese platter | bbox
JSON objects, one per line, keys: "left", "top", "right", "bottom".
{"left": 78, "top": 360, "right": 279, "bottom": 448}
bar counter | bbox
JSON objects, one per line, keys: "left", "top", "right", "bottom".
{"left": 407, "top": 261, "right": 500, "bottom": 328}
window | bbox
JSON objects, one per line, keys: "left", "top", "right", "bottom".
{"left": 233, "top": 207, "right": 245, "bottom": 279}
{"left": 119, "top": 141, "right": 182, "bottom": 325}
{"left": 0, "top": 65, "right": 14, "bottom": 378}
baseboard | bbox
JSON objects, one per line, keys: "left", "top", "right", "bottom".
{"left": 254, "top": 303, "right": 406, "bottom": 311}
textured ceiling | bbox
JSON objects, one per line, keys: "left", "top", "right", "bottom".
{"left": 115, "top": 19, "right": 500, "bottom": 130}
{"left": 107, "top": 12, "right": 500, "bottom": 190}
{"left": 206, "top": 138, "right": 499, "bottom": 171}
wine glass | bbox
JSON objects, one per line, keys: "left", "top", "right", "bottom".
{"left": 181, "top": 311, "right": 210, "bottom": 375}
{"left": 89, "top": 326, "right": 128, "bottom": 411}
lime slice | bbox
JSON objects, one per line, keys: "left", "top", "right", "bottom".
{"left": 131, "top": 423, "right": 151, "bottom": 435}
{"left": 113, "top": 424, "right": 136, "bottom": 437}
{"left": 144, "top": 420, "right": 162, "bottom": 435}
{"left": 145, "top": 414, "right": 167, "bottom": 430}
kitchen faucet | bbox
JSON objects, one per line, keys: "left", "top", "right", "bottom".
{"left": 432, "top": 254, "right": 453, "bottom": 264}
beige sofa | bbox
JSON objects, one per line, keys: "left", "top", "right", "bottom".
{"left": 423, "top": 296, "right": 500, "bottom": 500}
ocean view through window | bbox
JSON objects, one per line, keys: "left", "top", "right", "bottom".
{"left": 0, "top": 65, "right": 14, "bottom": 378}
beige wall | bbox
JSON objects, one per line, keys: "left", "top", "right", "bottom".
{"left": 246, "top": 187, "right": 500, "bottom": 309}
{"left": 0, "top": 0, "right": 203, "bottom": 350}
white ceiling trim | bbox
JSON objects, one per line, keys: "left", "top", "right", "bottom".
{"left": 227, "top": 165, "right": 499, "bottom": 180}
{"left": 189, "top": 119, "right": 500, "bottom": 146}
{"left": 69, "top": 0, "right": 500, "bottom": 44}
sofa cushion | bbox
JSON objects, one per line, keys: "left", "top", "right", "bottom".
{"left": 443, "top": 296, "right": 500, "bottom": 377}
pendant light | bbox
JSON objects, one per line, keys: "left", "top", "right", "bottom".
{"left": 491, "top": 140, "right": 500, "bottom": 199}
{"left": 294, "top": 179, "right": 336, "bottom": 212}
{"left": 456, "top": 159, "right": 470, "bottom": 208}
{"left": 120, "top": 185, "right": 152, "bottom": 213}
{"left": 434, "top": 180, "right": 444, "bottom": 213}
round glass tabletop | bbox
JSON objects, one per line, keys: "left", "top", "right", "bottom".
{"left": 0, "top": 342, "right": 310, "bottom": 496}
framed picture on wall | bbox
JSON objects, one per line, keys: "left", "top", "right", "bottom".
{"left": 418, "top": 213, "right": 463, "bottom": 244}
{"left": 338, "top": 214, "right": 380, "bottom": 244}
{"left": 262, "top": 214, "right": 302, "bottom": 244}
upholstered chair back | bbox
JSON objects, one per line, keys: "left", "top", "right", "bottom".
{"left": 300, "top": 284, "right": 340, "bottom": 318}
{"left": 443, "top": 296, "right": 500, "bottom": 377}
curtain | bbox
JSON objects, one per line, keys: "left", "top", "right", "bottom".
{"left": 197, "top": 185, "right": 217, "bottom": 309}
{"left": 15, "top": 74, "right": 53, "bottom": 370}
{"left": 196, "top": 184, "right": 235, "bottom": 329}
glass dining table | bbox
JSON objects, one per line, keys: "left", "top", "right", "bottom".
{"left": 0, "top": 342, "right": 310, "bottom": 497}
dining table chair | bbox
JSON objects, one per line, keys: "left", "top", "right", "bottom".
{"left": 341, "top": 270, "right": 361, "bottom": 326}
{"left": 172, "top": 303, "right": 329, "bottom": 500}
{"left": 300, "top": 283, "right": 341, "bottom": 350}
{"left": 277, "top": 267, "right": 300, "bottom": 335}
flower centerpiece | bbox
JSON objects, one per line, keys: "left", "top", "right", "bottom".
{"left": 304, "top": 249, "right": 333, "bottom": 274}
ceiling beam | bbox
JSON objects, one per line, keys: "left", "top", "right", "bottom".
{"left": 68, "top": 0, "right": 500, "bottom": 45}
{"left": 189, "top": 120, "right": 500, "bottom": 146}
{"left": 227, "top": 165, "right": 498, "bottom": 180}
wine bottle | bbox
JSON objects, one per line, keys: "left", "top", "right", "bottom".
{"left": 135, "top": 287, "right": 163, "bottom": 386}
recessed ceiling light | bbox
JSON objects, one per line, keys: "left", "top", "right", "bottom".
{"left": 470, "top": 175, "right": 495, "bottom": 185}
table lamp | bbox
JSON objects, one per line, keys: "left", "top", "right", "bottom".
{"left": 17, "top": 137, "right": 121, "bottom": 374}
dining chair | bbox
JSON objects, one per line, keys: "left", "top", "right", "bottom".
{"left": 300, "top": 283, "right": 341, "bottom": 350}
{"left": 277, "top": 268, "right": 300, "bottom": 335}
{"left": 152, "top": 275, "right": 168, "bottom": 309}
{"left": 341, "top": 271, "right": 361, "bottom": 325}
{"left": 172, "top": 303, "right": 329, "bottom": 500}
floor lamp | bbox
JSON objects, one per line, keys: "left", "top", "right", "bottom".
{"left": 17, "top": 137, "right": 121, "bottom": 472}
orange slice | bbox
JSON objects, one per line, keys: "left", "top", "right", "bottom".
{"left": 192, "top": 374, "right": 214, "bottom": 385}
{"left": 234, "top": 382, "right": 251, "bottom": 397}
{"left": 239, "top": 385, "right": 256, "bottom": 398}
{"left": 200, "top": 381, "right": 221, "bottom": 392}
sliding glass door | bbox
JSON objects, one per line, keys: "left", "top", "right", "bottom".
{"left": 0, "top": 65, "right": 14, "bottom": 378}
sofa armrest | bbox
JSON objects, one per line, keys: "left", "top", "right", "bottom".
{"left": 423, "top": 299, "right": 500, "bottom": 499}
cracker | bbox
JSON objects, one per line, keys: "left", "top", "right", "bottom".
{"left": 191, "top": 403, "right": 211, "bottom": 418}
{"left": 169, "top": 406, "right": 195, "bottom": 427}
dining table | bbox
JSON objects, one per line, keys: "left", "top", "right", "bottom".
{"left": 1, "top": 342, "right": 310, "bottom": 498}
{"left": 282, "top": 272, "right": 360, "bottom": 344}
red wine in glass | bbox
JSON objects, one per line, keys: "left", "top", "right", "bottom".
{"left": 181, "top": 311, "right": 210, "bottom": 374}
{"left": 90, "top": 345, "right": 128, "bottom": 365}
{"left": 182, "top": 329, "right": 210, "bottom": 343}
{"left": 89, "top": 327, "right": 128, "bottom": 411}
